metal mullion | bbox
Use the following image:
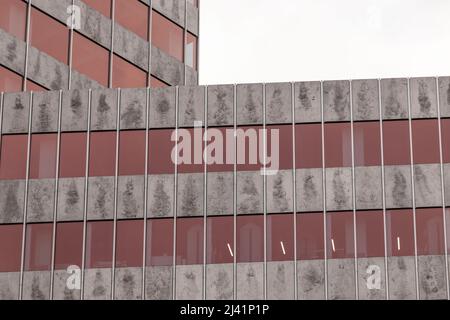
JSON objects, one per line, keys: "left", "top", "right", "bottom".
{"left": 291, "top": 82, "right": 298, "bottom": 300}
{"left": 109, "top": 0, "right": 116, "bottom": 88}
{"left": 320, "top": 81, "right": 328, "bottom": 300}
{"left": 196, "top": 0, "right": 200, "bottom": 84}
{"left": 183, "top": 0, "right": 188, "bottom": 85}
{"left": 142, "top": 87, "right": 150, "bottom": 300}
{"left": 262, "top": 83, "right": 267, "bottom": 300}
{"left": 147, "top": 1, "right": 153, "bottom": 87}
{"left": 233, "top": 84, "right": 237, "bottom": 300}
{"left": 203, "top": 86, "right": 208, "bottom": 300}
{"left": 172, "top": 86, "right": 179, "bottom": 300}
{"left": 23, "top": 0, "right": 32, "bottom": 91}
{"left": 68, "top": 0, "right": 75, "bottom": 90}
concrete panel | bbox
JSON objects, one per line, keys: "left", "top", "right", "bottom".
{"left": 148, "top": 174, "right": 174, "bottom": 218}
{"left": 151, "top": 46, "right": 183, "bottom": 86}
{"left": 75, "top": 0, "right": 112, "bottom": 49}
{"left": 297, "top": 259, "right": 325, "bottom": 300}
{"left": 327, "top": 258, "right": 356, "bottom": 300}
{"left": 438, "top": 77, "right": 450, "bottom": 118}
{"left": 22, "top": 271, "right": 51, "bottom": 300}
{"left": 381, "top": 78, "right": 408, "bottom": 120}
{"left": 352, "top": 79, "right": 379, "bottom": 121}
{"left": 177, "top": 173, "right": 203, "bottom": 217}
{"left": 114, "top": 267, "right": 142, "bottom": 300}
{"left": 83, "top": 268, "right": 112, "bottom": 300}
{"left": 153, "top": 0, "right": 185, "bottom": 27}
{"left": 113, "top": 23, "right": 148, "bottom": 71}
{"left": 267, "top": 261, "right": 295, "bottom": 300}
{"left": 185, "top": 67, "right": 198, "bottom": 86}
{"left": 61, "top": 89, "right": 89, "bottom": 132}
{"left": 296, "top": 168, "right": 323, "bottom": 213}
{"left": 236, "top": 262, "right": 263, "bottom": 300}
{"left": 357, "top": 257, "right": 386, "bottom": 300}
{"left": 410, "top": 77, "right": 438, "bottom": 118}
{"left": 384, "top": 165, "right": 412, "bottom": 209}
{"left": 120, "top": 88, "right": 147, "bottom": 130}
{"left": 70, "top": 70, "right": 103, "bottom": 91}
{"left": 186, "top": 3, "right": 199, "bottom": 36}
{"left": 267, "top": 170, "right": 293, "bottom": 214}
{"left": 266, "top": 83, "right": 292, "bottom": 124}
{"left": 418, "top": 255, "right": 447, "bottom": 300}
{"left": 325, "top": 167, "right": 353, "bottom": 211}
{"left": 175, "top": 264, "right": 203, "bottom": 300}
{"left": 445, "top": 164, "right": 450, "bottom": 207}
{"left": 207, "top": 172, "right": 233, "bottom": 216}
{"left": 31, "top": 91, "right": 59, "bottom": 133}
{"left": 237, "top": 171, "right": 263, "bottom": 215}
{"left": 179, "top": 86, "right": 205, "bottom": 127}
{"left": 0, "top": 272, "right": 20, "bottom": 300}
{"left": 27, "top": 179, "right": 55, "bottom": 223}
{"left": 117, "top": 175, "right": 144, "bottom": 219}
{"left": 0, "top": 28, "right": 26, "bottom": 74}
{"left": 0, "top": 180, "right": 25, "bottom": 224}
{"left": 388, "top": 256, "right": 417, "bottom": 300}
{"left": 355, "top": 166, "right": 382, "bottom": 210}
{"left": 294, "top": 81, "right": 321, "bottom": 123}
{"left": 52, "top": 269, "right": 81, "bottom": 300}
{"left": 206, "top": 263, "right": 233, "bottom": 300}
{"left": 145, "top": 266, "right": 172, "bottom": 300}
{"left": 414, "top": 164, "right": 442, "bottom": 208}
{"left": 27, "top": 46, "right": 68, "bottom": 90}
{"left": 149, "top": 87, "right": 176, "bottom": 128}
{"left": 57, "top": 177, "right": 85, "bottom": 222}
{"left": 208, "top": 85, "right": 234, "bottom": 126}
{"left": 87, "top": 176, "right": 115, "bottom": 220}
{"left": 2, "top": 92, "right": 30, "bottom": 134}
{"left": 90, "top": 89, "right": 118, "bottom": 131}
{"left": 323, "top": 81, "right": 351, "bottom": 122}
{"left": 236, "top": 83, "right": 263, "bottom": 125}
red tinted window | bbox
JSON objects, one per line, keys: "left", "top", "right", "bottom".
{"left": 267, "top": 214, "right": 294, "bottom": 261}
{"left": 176, "top": 217, "right": 203, "bottom": 265}
{"left": 0, "top": 134, "right": 28, "bottom": 180}
{"left": 383, "top": 120, "right": 411, "bottom": 165}
{"left": 152, "top": 11, "right": 183, "bottom": 61}
{"left": 0, "top": 224, "right": 22, "bottom": 272}
{"left": 115, "top": 0, "right": 149, "bottom": 40}
{"left": 72, "top": 32, "right": 109, "bottom": 87}
{"left": 296, "top": 124, "right": 322, "bottom": 169}
{"left": 150, "top": 76, "right": 167, "bottom": 88}
{"left": 297, "top": 213, "right": 324, "bottom": 260}
{"left": 356, "top": 211, "right": 385, "bottom": 257}
{"left": 412, "top": 119, "right": 440, "bottom": 164}
{"left": 324, "top": 123, "right": 352, "bottom": 167}
{"left": 30, "top": 134, "right": 58, "bottom": 179}
{"left": 177, "top": 128, "right": 204, "bottom": 174}
{"left": 353, "top": 122, "right": 381, "bottom": 166}
{"left": 0, "top": 66, "right": 22, "bottom": 92}
{"left": 85, "top": 221, "right": 114, "bottom": 268}
{"left": 148, "top": 129, "right": 175, "bottom": 174}
{"left": 186, "top": 32, "right": 197, "bottom": 70}
{"left": 112, "top": 55, "right": 147, "bottom": 89}
{"left": 206, "top": 127, "right": 234, "bottom": 173}
{"left": 54, "top": 222, "right": 83, "bottom": 270}
{"left": 236, "top": 126, "right": 264, "bottom": 171}
{"left": 237, "top": 215, "right": 264, "bottom": 263}
{"left": 59, "top": 133, "right": 87, "bottom": 178}
{"left": 267, "top": 125, "right": 292, "bottom": 170}
{"left": 116, "top": 219, "right": 144, "bottom": 268}
{"left": 24, "top": 223, "right": 53, "bottom": 271}
{"left": 416, "top": 208, "right": 445, "bottom": 256}
{"left": 146, "top": 218, "right": 173, "bottom": 266}
{"left": 386, "top": 209, "right": 414, "bottom": 257}
{"left": 89, "top": 131, "right": 116, "bottom": 177}
{"left": 83, "top": 0, "right": 111, "bottom": 18}
{"left": 327, "top": 212, "right": 354, "bottom": 259}
{"left": 30, "top": 8, "right": 69, "bottom": 64}
{"left": 442, "top": 120, "right": 450, "bottom": 163}
{"left": 0, "top": 0, "right": 27, "bottom": 40}
{"left": 207, "top": 216, "right": 234, "bottom": 264}
{"left": 26, "top": 79, "right": 47, "bottom": 92}
{"left": 119, "top": 130, "right": 146, "bottom": 176}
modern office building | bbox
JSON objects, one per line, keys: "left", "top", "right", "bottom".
{"left": 1, "top": 0, "right": 450, "bottom": 301}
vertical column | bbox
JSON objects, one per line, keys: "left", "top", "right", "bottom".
{"left": 203, "top": 86, "right": 208, "bottom": 300}
{"left": 233, "top": 84, "right": 237, "bottom": 300}
{"left": 147, "top": 1, "right": 153, "bottom": 87}
{"left": 172, "top": 86, "right": 179, "bottom": 299}
{"left": 68, "top": 0, "right": 75, "bottom": 90}
{"left": 262, "top": 83, "right": 267, "bottom": 300}
{"left": 23, "top": 0, "right": 32, "bottom": 91}
{"left": 108, "top": 0, "right": 116, "bottom": 88}
{"left": 291, "top": 82, "right": 298, "bottom": 300}
{"left": 320, "top": 82, "right": 328, "bottom": 300}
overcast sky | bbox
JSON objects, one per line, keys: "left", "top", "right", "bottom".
{"left": 199, "top": 0, "right": 450, "bottom": 85}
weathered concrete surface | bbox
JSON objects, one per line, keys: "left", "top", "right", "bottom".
{"left": 237, "top": 171, "right": 263, "bottom": 215}
{"left": 267, "top": 261, "right": 294, "bottom": 300}
{"left": 31, "top": 91, "right": 59, "bottom": 133}
{"left": 206, "top": 263, "right": 233, "bottom": 300}
{"left": 57, "top": 177, "right": 85, "bottom": 221}
{"left": 236, "top": 262, "right": 263, "bottom": 300}
{"left": 145, "top": 266, "right": 172, "bottom": 300}
{"left": 355, "top": 166, "right": 382, "bottom": 210}
{"left": 117, "top": 175, "right": 144, "bottom": 219}
{"left": 410, "top": 77, "right": 438, "bottom": 119}
{"left": 296, "top": 169, "right": 323, "bottom": 212}
{"left": 114, "top": 267, "right": 142, "bottom": 300}
{"left": 27, "top": 179, "right": 55, "bottom": 223}
{"left": 149, "top": 87, "right": 176, "bottom": 128}
{"left": 0, "top": 272, "right": 20, "bottom": 300}
{"left": 175, "top": 264, "right": 203, "bottom": 300}
{"left": 207, "top": 172, "right": 233, "bottom": 216}
{"left": 148, "top": 174, "right": 174, "bottom": 218}
{"left": 294, "top": 81, "right": 321, "bottom": 123}
{"left": 0, "top": 180, "right": 25, "bottom": 224}
{"left": 323, "top": 81, "right": 350, "bottom": 122}
{"left": 2, "top": 92, "right": 30, "bottom": 134}
{"left": 351, "top": 79, "right": 379, "bottom": 121}
{"left": 266, "top": 83, "right": 292, "bottom": 124}
{"left": 22, "top": 271, "right": 51, "bottom": 300}
{"left": 83, "top": 268, "right": 111, "bottom": 300}
{"left": 179, "top": 86, "right": 205, "bottom": 127}
{"left": 120, "top": 88, "right": 147, "bottom": 130}
{"left": 325, "top": 167, "right": 353, "bottom": 211}
{"left": 236, "top": 84, "right": 263, "bottom": 125}
{"left": 357, "top": 257, "right": 386, "bottom": 300}
{"left": 327, "top": 258, "right": 356, "bottom": 300}
{"left": 208, "top": 85, "right": 234, "bottom": 126}
{"left": 52, "top": 269, "right": 81, "bottom": 300}
{"left": 90, "top": 89, "right": 118, "bottom": 131}
{"left": 177, "top": 173, "right": 203, "bottom": 217}
{"left": 414, "top": 164, "right": 442, "bottom": 208}
{"left": 87, "top": 176, "right": 115, "bottom": 220}
{"left": 418, "top": 255, "right": 447, "bottom": 300}
{"left": 381, "top": 78, "right": 408, "bottom": 120}
{"left": 388, "top": 256, "right": 417, "bottom": 300}
{"left": 267, "top": 170, "right": 293, "bottom": 214}
{"left": 384, "top": 165, "right": 412, "bottom": 209}
{"left": 297, "top": 259, "right": 325, "bottom": 300}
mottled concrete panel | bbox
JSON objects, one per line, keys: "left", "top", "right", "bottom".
{"left": 83, "top": 268, "right": 112, "bottom": 300}
{"left": 323, "top": 81, "right": 350, "bottom": 122}
{"left": 31, "top": 0, "right": 70, "bottom": 26}
{"left": 438, "top": 77, "right": 450, "bottom": 118}
{"left": 355, "top": 166, "right": 382, "bottom": 210}
{"left": 90, "top": 89, "right": 118, "bottom": 131}
{"left": 114, "top": 267, "right": 142, "bottom": 300}
{"left": 418, "top": 255, "right": 447, "bottom": 300}
{"left": 149, "top": 87, "right": 176, "bottom": 128}
{"left": 0, "top": 272, "right": 20, "bottom": 300}
{"left": 236, "top": 262, "right": 263, "bottom": 300}
{"left": 114, "top": 23, "right": 148, "bottom": 71}
{"left": 388, "top": 256, "right": 417, "bottom": 300}
{"left": 208, "top": 85, "right": 234, "bottom": 126}
{"left": 153, "top": 0, "right": 185, "bottom": 27}
{"left": 266, "top": 83, "right": 292, "bottom": 124}
{"left": 327, "top": 258, "right": 356, "bottom": 300}
{"left": 179, "top": 86, "right": 205, "bottom": 127}
{"left": 27, "top": 179, "right": 55, "bottom": 223}
{"left": 206, "top": 263, "right": 233, "bottom": 300}
{"left": 381, "top": 78, "right": 408, "bottom": 120}
{"left": 0, "top": 28, "right": 26, "bottom": 74}
{"left": 87, "top": 176, "right": 115, "bottom": 220}
{"left": 185, "top": 67, "right": 198, "bottom": 86}
{"left": 75, "top": 0, "right": 112, "bottom": 48}
{"left": 414, "top": 164, "right": 442, "bottom": 208}
{"left": 296, "top": 169, "right": 323, "bottom": 212}
{"left": 410, "top": 77, "right": 438, "bottom": 118}
{"left": 61, "top": 89, "right": 89, "bottom": 131}
{"left": 186, "top": 3, "right": 199, "bottom": 36}
{"left": 22, "top": 271, "right": 51, "bottom": 300}
{"left": 52, "top": 269, "right": 81, "bottom": 300}
{"left": 207, "top": 172, "right": 233, "bottom": 216}
{"left": 57, "top": 178, "right": 85, "bottom": 222}
{"left": 148, "top": 174, "right": 174, "bottom": 218}
{"left": 27, "top": 47, "right": 68, "bottom": 90}
{"left": 177, "top": 173, "right": 203, "bottom": 217}
{"left": 145, "top": 266, "right": 172, "bottom": 300}
{"left": 2, "top": 92, "right": 30, "bottom": 134}
{"left": 267, "top": 170, "right": 293, "bottom": 214}
{"left": 445, "top": 164, "right": 450, "bottom": 207}
{"left": 294, "top": 81, "right": 321, "bottom": 123}
{"left": 151, "top": 46, "right": 183, "bottom": 86}
{"left": 325, "top": 167, "right": 353, "bottom": 211}
{"left": 357, "top": 257, "right": 386, "bottom": 300}
{"left": 70, "top": 69, "right": 103, "bottom": 91}
{"left": 236, "top": 83, "right": 263, "bottom": 125}
{"left": 297, "top": 259, "right": 325, "bottom": 300}
{"left": 0, "top": 180, "right": 25, "bottom": 224}
{"left": 120, "top": 88, "right": 147, "bottom": 130}
{"left": 175, "top": 264, "right": 203, "bottom": 300}
{"left": 384, "top": 165, "right": 412, "bottom": 209}
{"left": 32, "top": 91, "right": 59, "bottom": 133}
{"left": 267, "top": 261, "right": 294, "bottom": 300}
{"left": 117, "top": 175, "right": 144, "bottom": 219}
{"left": 237, "top": 171, "right": 263, "bottom": 215}
{"left": 352, "top": 79, "right": 379, "bottom": 121}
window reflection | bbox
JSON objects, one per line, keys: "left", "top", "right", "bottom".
{"left": 412, "top": 119, "right": 440, "bottom": 164}
{"left": 207, "top": 216, "right": 234, "bottom": 264}
{"left": 324, "top": 123, "right": 352, "bottom": 168}
{"left": 0, "top": 0, "right": 27, "bottom": 40}
{"left": 0, "top": 66, "right": 22, "bottom": 92}
{"left": 0, "top": 225, "right": 22, "bottom": 272}
{"left": 353, "top": 122, "right": 381, "bottom": 166}
{"left": 116, "top": 220, "right": 144, "bottom": 268}
{"left": 296, "top": 124, "right": 322, "bottom": 169}
{"left": 383, "top": 120, "right": 411, "bottom": 165}
{"left": 147, "top": 219, "right": 173, "bottom": 266}
{"left": 54, "top": 222, "right": 83, "bottom": 270}
{"left": 267, "top": 214, "right": 294, "bottom": 261}
{"left": 297, "top": 213, "right": 324, "bottom": 260}
{"left": 115, "top": 0, "right": 149, "bottom": 40}
{"left": 89, "top": 131, "right": 116, "bottom": 177}
{"left": 30, "top": 134, "right": 58, "bottom": 179}
{"left": 237, "top": 215, "right": 264, "bottom": 263}
{"left": 416, "top": 208, "right": 445, "bottom": 256}
{"left": 386, "top": 209, "right": 414, "bottom": 257}
{"left": 176, "top": 217, "right": 203, "bottom": 265}
{"left": 112, "top": 54, "right": 147, "bottom": 89}
{"left": 24, "top": 223, "right": 53, "bottom": 271}
{"left": 356, "top": 211, "right": 384, "bottom": 258}
{"left": 152, "top": 11, "right": 183, "bottom": 62}
{"left": 85, "top": 221, "right": 114, "bottom": 269}
{"left": 186, "top": 32, "right": 197, "bottom": 70}
{"left": 60, "top": 133, "right": 87, "bottom": 178}
{"left": 442, "top": 119, "right": 450, "bottom": 163}
{"left": 119, "top": 130, "right": 146, "bottom": 176}
{"left": 326, "top": 212, "right": 354, "bottom": 259}
{"left": 0, "top": 134, "right": 28, "bottom": 180}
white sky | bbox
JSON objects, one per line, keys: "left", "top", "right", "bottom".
{"left": 199, "top": 0, "right": 450, "bottom": 85}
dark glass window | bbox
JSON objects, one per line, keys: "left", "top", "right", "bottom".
{"left": 112, "top": 54, "right": 147, "bottom": 89}
{"left": 152, "top": 11, "right": 183, "bottom": 61}
{"left": 267, "top": 214, "right": 294, "bottom": 261}
{"left": 236, "top": 126, "right": 264, "bottom": 171}
{"left": 386, "top": 209, "right": 415, "bottom": 257}
{"left": 267, "top": 125, "right": 293, "bottom": 170}
{"left": 26, "top": 79, "right": 47, "bottom": 92}
{"left": 30, "top": 133, "right": 58, "bottom": 179}
{"left": 150, "top": 76, "right": 167, "bottom": 88}
{"left": 326, "top": 212, "right": 354, "bottom": 259}
{"left": 116, "top": 220, "right": 144, "bottom": 268}
{"left": 115, "top": 0, "right": 149, "bottom": 40}
{"left": 89, "top": 131, "right": 116, "bottom": 177}
{"left": 146, "top": 218, "right": 173, "bottom": 266}
{"left": 0, "top": 66, "right": 22, "bottom": 92}
{"left": 24, "top": 223, "right": 53, "bottom": 271}
{"left": 85, "top": 221, "right": 114, "bottom": 268}
{"left": 416, "top": 208, "right": 445, "bottom": 256}
{"left": 383, "top": 120, "right": 411, "bottom": 165}
{"left": 412, "top": 119, "right": 440, "bottom": 164}
{"left": 177, "top": 128, "right": 205, "bottom": 174}
{"left": 186, "top": 32, "right": 197, "bottom": 70}
{"left": 207, "top": 216, "right": 234, "bottom": 264}
{"left": 148, "top": 129, "right": 175, "bottom": 174}
{"left": 356, "top": 211, "right": 385, "bottom": 257}
{"left": 205, "top": 127, "right": 234, "bottom": 173}
{"left": 295, "top": 124, "right": 322, "bottom": 169}
{"left": 0, "top": 134, "right": 28, "bottom": 180}
{"left": 0, "top": 224, "right": 22, "bottom": 272}
{"left": 176, "top": 217, "right": 203, "bottom": 265}
{"left": 442, "top": 119, "right": 450, "bottom": 163}
{"left": 59, "top": 133, "right": 87, "bottom": 178}
{"left": 119, "top": 130, "right": 146, "bottom": 176}
{"left": 0, "top": 0, "right": 27, "bottom": 40}
{"left": 237, "top": 215, "right": 264, "bottom": 263}
{"left": 297, "top": 213, "right": 324, "bottom": 260}
{"left": 324, "top": 123, "right": 352, "bottom": 167}
{"left": 353, "top": 122, "right": 381, "bottom": 166}
{"left": 54, "top": 222, "right": 83, "bottom": 270}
